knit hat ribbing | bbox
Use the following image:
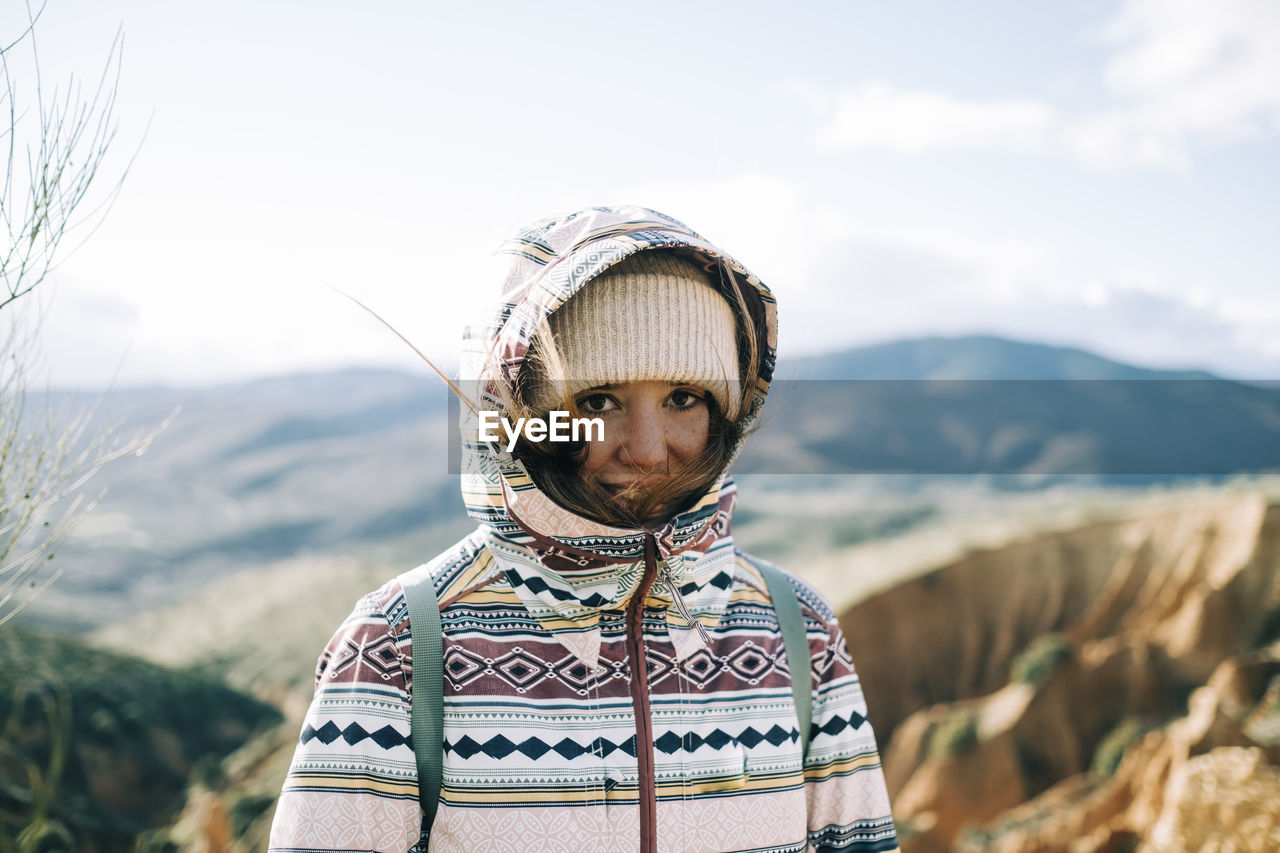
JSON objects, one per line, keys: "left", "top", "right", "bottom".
{"left": 534, "top": 252, "right": 741, "bottom": 415}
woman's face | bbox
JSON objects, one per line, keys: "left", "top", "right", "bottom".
{"left": 573, "top": 380, "right": 711, "bottom": 520}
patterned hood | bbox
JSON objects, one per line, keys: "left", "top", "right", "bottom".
{"left": 457, "top": 205, "right": 777, "bottom": 664}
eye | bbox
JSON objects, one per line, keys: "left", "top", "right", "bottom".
{"left": 667, "top": 389, "right": 705, "bottom": 410}
{"left": 577, "top": 393, "right": 617, "bottom": 414}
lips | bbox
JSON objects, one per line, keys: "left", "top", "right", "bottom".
{"left": 601, "top": 476, "right": 665, "bottom": 494}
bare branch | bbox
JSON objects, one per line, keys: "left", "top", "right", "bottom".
{"left": 0, "top": 329, "right": 169, "bottom": 625}
{"left": 0, "top": 7, "right": 154, "bottom": 623}
{"left": 1, "top": 8, "right": 128, "bottom": 312}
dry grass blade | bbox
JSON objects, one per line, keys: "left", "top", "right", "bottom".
{"left": 325, "top": 281, "right": 479, "bottom": 415}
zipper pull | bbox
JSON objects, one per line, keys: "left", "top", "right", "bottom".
{"left": 663, "top": 564, "right": 713, "bottom": 647}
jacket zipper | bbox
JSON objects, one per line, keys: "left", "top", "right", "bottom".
{"left": 628, "top": 533, "right": 660, "bottom": 853}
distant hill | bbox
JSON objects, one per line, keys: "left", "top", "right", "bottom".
{"left": 776, "top": 335, "right": 1218, "bottom": 380}
{"left": 742, "top": 334, "right": 1280, "bottom": 477}
{"left": 29, "top": 367, "right": 469, "bottom": 631}
{"left": 22, "top": 335, "right": 1280, "bottom": 631}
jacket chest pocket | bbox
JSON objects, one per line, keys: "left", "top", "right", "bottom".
{"left": 653, "top": 714, "right": 806, "bottom": 797}
{"left": 652, "top": 740, "right": 754, "bottom": 796}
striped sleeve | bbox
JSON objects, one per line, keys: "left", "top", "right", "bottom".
{"left": 799, "top": 583, "right": 900, "bottom": 853}
{"left": 268, "top": 583, "right": 422, "bottom": 853}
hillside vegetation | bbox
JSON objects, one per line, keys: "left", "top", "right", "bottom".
{"left": 0, "top": 627, "right": 279, "bottom": 852}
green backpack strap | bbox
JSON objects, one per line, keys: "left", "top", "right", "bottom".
{"left": 756, "top": 562, "right": 813, "bottom": 759}
{"left": 400, "top": 570, "right": 445, "bottom": 838}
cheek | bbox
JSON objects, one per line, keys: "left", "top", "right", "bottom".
{"left": 671, "top": 411, "right": 710, "bottom": 460}
{"left": 577, "top": 436, "right": 613, "bottom": 478}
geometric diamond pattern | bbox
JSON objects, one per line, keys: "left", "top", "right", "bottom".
{"left": 362, "top": 636, "right": 402, "bottom": 680}
{"left": 642, "top": 648, "right": 674, "bottom": 685}
{"left": 816, "top": 709, "right": 868, "bottom": 739}
{"left": 816, "top": 641, "right": 854, "bottom": 679}
{"left": 676, "top": 648, "right": 721, "bottom": 689}
{"left": 734, "top": 724, "right": 794, "bottom": 750}
{"left": 446, "top": 733, "right": 639, "bottom": 760}
{"left": 443, "top": 645, "right": 489, "bottom": 691}
{"left": 300, "top": 720, "right": 411, "bottom": 750}
{"left": 651, "top": 723, "right": 798, "bottom": 755}
{"left": 549, "top": 654, "right": 598, "bottom": 691}
{"left": 322, "top": 637, "right": 361, "bottom": 678}
{"left": 441, "top": 641, "right": 797, "bottom": 696}
{"left": 444, "top": 725, "right": 797, "bottom": 762}
{"left": 492, "top": 647, "right": 549, "bottom": 692}
{"left": 725, "top": 641, "right": 775, "bottom": 684}
{"left": 504, "top": 568, "right": 611, "bottom": 609}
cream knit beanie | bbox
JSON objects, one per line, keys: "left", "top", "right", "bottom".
{"left": 532, "top": 251, "right": 741, "bottom": 416}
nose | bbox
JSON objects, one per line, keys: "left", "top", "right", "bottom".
{"left": 617, "top": 409, "right": 668, "bottom": 471}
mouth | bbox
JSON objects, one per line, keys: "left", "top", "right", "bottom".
{"left": 600, "top": 476, "right": 665, "bottom": 495}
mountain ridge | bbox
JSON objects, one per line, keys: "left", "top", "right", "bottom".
{"left": 780, "top": 335, "right": 1218, "bottom": 381}
{"left": 22, "top": 334, "right": 1280, "bottom": 631}
{"left": 53, "top": 334, "right": 1226, "bottom": 396}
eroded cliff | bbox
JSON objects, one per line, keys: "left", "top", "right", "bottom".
{"left": 841, "top": 495, "right": 1280, "bottom": 851}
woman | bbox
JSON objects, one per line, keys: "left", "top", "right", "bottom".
{"left": 269, "top": 206, "right": 898, "bottom": 852}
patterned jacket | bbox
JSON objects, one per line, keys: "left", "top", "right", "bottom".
{"left": 268, "top": 207, "right": 899, "bottom": 853}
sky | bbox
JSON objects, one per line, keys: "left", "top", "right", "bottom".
{"left": 4, "top": 0, "right": 1279, "bottom": 388}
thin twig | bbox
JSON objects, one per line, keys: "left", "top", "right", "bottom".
{"left": 0, "top": 0, "right": 47, "bottom": 56}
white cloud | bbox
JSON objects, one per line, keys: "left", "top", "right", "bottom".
{"left": 810, "top": 0, "right": 1280, "bottom": 170}
{"left": 816, "top": 83, "right": 1055, "bottom": 153}
{"left": 839, "top": 225, "right": 1048, "bottom": 303}
{"left": 1075, "top": 0, "right": 1280, "bottom": 168}
{"left": 623, "top": 174, "right": 1047, "bottom": 304}
{"left": 1039, "top": 278, "right": 1280, "bottom": 377}
{"left": 822, "top": 250, "right": 1280, "bottom": 377}
{"left": 619, "top": 173, "right": 858, "bottom": 292}
{"left": 623, "top": 174, "right": 1280, "bottom": 376}
{"left": 21, "top": 275, "right": 141, "bottom": 387}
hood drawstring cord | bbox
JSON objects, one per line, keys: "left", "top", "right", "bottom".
{"left": 662, "top": 563, "right": 712, "bottom": 647}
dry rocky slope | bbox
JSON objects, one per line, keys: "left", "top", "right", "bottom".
{"left": 841, "top": 494, "right": 1280, "bottom": 852}
{"left": 94, "top": 489, "right": 1280, "bottom": 851}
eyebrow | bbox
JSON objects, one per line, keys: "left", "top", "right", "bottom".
{"left": 578, "top": 381, "right": 698, "bottom": 393}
